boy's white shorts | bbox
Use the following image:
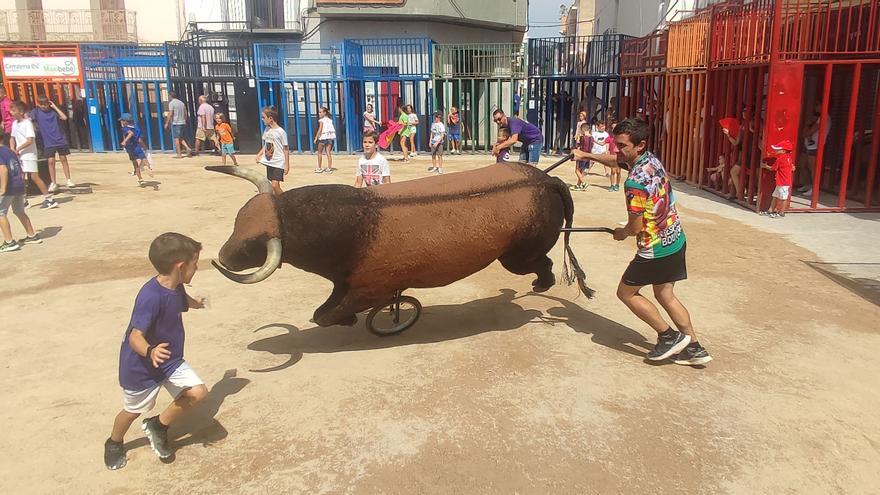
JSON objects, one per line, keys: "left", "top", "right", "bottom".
{"left": 772, "top": 185, "right": 790, "bottom": 200}
{"left": 122, "top": 362, "right": 204, "bottom": 414}
{"left": 21, "top": 158, "right": 38, "bottom": 173}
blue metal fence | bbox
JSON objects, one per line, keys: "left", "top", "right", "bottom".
{"left": 81, "top": 43, "right": 170, "bottom": 152}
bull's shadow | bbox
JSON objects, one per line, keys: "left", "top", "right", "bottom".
{"left": 247, "top": 289, "right": 651, "bottom": 372}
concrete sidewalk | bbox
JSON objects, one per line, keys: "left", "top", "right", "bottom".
{"left": 675, "top": 182, "right": 880, "bottom": 305}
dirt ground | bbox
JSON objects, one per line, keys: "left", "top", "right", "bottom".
{"left": 1, "top": 150, "right": 879, "bottom": 494}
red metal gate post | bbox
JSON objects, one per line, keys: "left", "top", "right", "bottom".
{"left": 837, "top": 62, "right": 863, "bottom": 208}
{"left": 811, "top": 63, "right": 834, "bottom": 209}
{"left": 865, "top": 75, "right": 880, "bottom": 208}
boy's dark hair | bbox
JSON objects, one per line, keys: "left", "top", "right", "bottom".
{"left": 363, "top": 130, "right": 378, "bottom": 142}
{"left": 613, "top": 117, "right": 649, "bottom": 145}
{"left": 11, "top": 100, "right": 27, "bottom": 113}
{"left": 434, "top": 112, "right": 443, "bottom": 119}
{"left": 262, "top": 106, "right": 278, "bottom": 122}
{"left": 149, "top": 233, "right": 202, "bottom": 275}
{"left": 498, "top": 127, "right": 510, "bottom": 137}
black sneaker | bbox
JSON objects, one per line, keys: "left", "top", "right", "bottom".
{"left": 22, "top": 234, "right": 42, "bottom": 244}
{"left": 672, "top": 344, "right": 713, "bottom": 366}
{"left": 104, "top": 438, "right": 127, "bottom": 470}
{"left": 647, "top": 330, "right": 691, "bottom": 361}
{"left": 0, "top": 240, "right": 21, "bottom": 253}
{"left": 141, "top": 416, "right": 173, "bottom": 459}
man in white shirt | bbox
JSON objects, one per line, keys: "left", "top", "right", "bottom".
{"left": 193, "top": 95, "right": 218, "bottom": 157}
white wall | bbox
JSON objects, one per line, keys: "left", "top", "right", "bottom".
{"left": 593, "top": 0, "right": 722, "bottom": 36}
{"left": 308, "top": 18, "right": 525, "bottom": 45}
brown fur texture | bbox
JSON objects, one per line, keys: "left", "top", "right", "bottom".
{"left": 218, "top": 163, "right": 588, "bottom": 327}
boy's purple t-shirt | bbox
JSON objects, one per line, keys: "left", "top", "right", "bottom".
{"left": 0, "top": 146, "right": 26, "bottom": 195}
{"left": 30, "top": 107, "right": 68, "bottom": 148}
{"left": 118, "top": 278, "right": 189, "bottom": 391}
{"left": 506, "top": 117, "right": 542, "bottom": 147}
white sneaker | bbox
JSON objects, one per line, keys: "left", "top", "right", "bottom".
{"left": 800, "top": 187, "right": 813, "bottom": 196}
{"left": 66, "top": 179, "right": 76, "bottom": 188}
{"left": 47, "top": 182, "right": 58, "bottom": 193}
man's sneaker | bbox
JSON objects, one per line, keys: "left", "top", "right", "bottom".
{"left": 427, "top": 166, "right": 436, "bottom": 172}
{"left": 646, "top": 329, "right": 691, "bottom": 361}
{"left": 66, "top": 179, "right": 76, "bottom": 188}
{"left": 141, "top": 416, "right": 173, "bottom": 459}
{"left": 104, "top": 438, "right": 127, "bottom": 470}
{"left": 22, "top": 234, "right": 42, "bottom": 244}
{"left": 47, "top": 182, "right": 58, "bottom": 193}
{"left": 672, "top": 344, "right": 713, "bottom": 366}
{"left": 0, "top": 240, "right": 21, "bottom": 253}
{"left": 40, "top": 199, "right": 59, "bottom": 209}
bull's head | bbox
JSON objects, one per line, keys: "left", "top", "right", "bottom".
{"left": 206, "top": 166, "right": 283, "bottom": 284}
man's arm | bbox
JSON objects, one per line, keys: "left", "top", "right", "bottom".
{"left": 614, "top": 212, "right": 643, "bottom": 241}
{"left": 572, "top": 148, "right": 618, "bottom": 168}
{"left": 128, "top": 329, "right": 170, "bottom": 368}
{"left": 49, "top": 101, "right": 68, "bottom": 120}
{"left": 493, "top": 133, "right": 519, "bottom": 153}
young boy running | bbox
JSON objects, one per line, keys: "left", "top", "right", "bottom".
{"left": 0, "top": 130, "right": 42, "bottom": 252}
{"left": 355, "top": 131, "right": 391, "bottom": 187}
{"left": 104, "top": 232, "right": 208, "bottom": 470}
{"left": 10, "top": 101, "right": 58, "bottom": 209}
{"left": 120, "top": 113, "right": 151, "bottom": 186}
{"left": 428, "top": 112, "right": 446, "bottom": 174}
{"left": 256, "top": 107, "right": 289, "bottom": 196}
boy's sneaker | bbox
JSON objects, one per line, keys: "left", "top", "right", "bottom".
{"left": 66, "top": 179, "right": 77, "bottom": 188}
{"left": 314, "top": 168, "right": 324, "bottom": 174}
{"left": 47, "top": 182, "right": 58, "bottom": 193}
{"left": 141, "top": 416, "right": 173, "bottom": 459}
{"left": 22, "top": 234, "right": 42, "bottom": 244}
{"left": 768, "top": 212, "right": 778, "bottom": 218}
{"left": 672, "top": 343, "right": 713, "bottom": 366}
{"left": 23, "top": 198, "right": 29, "bottom": 208}
{"left": 138, "top": 180, "right": 146, "bottom": 187}
{"left": 0, "top": 240, "right": 21, "bottom": 252}
{"left": 104, "top": 438, "right": 127, "bottom": 470}
{"left": 647, "top": 329, "right": 691, "bottom": 361}
{"left": 758, "top": 210, "right": 768, "bottom": 216}
{"left": 40, "top": 199, "right": 59, "bottom": 209}
{"left": 427, "top": 166, "right": 436, "bottom": 172}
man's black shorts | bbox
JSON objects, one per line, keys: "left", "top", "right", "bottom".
{"left": 43, "top": 145, "right": 70, "bottom": 157}
{"left": 266, "top": 165, "right": 284, "bottom": 182}
{"left": 622, "top": 243, "right": 688, "bottom": 287}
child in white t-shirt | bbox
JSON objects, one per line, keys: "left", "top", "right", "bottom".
{"left": 406, "top": 105, "right": 419, "bottom": 157}
{"left": 10, "top": 101, "right": 57, "bottom": 209}
{"left": 314, "top": 106, "right": 336, "bottom": 174}
{"left": 591, "top": 121, "right": 611, "bottom": 179}
{"left": 256, "top": 106, "right": 289, "bottom": 196}
{"left": 429, "top": 113, "right": 446, "bottom": 174}
{"left": 355, "top": 131, "right": 391, "bottom": 187}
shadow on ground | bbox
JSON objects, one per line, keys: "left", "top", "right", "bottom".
{"left": 247, "top": 289, "right": 652, "bottom": 372}
{"left": 122, "top": 369, "right": 249, "bottom": 455}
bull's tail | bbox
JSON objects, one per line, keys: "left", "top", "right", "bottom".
{"left": 556, "top": 178, "right": 595, "bottom": 299}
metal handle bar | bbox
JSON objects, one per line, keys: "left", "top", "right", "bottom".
{"left": 560, "top": 227, "right": 615, "bottom": 234}
{"left": 542, "top": 153, "right": 575, "bottom": 174}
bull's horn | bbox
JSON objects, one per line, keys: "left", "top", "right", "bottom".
{"left": 206, "top": 165, "right": 273, "bottom": 195}
{"left": 212, "top": 238, "right": 282, "bottom": 284}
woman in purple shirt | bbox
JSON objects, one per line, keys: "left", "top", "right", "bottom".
{"left": 491, "top": 109, "right": 543, "bottom": 164}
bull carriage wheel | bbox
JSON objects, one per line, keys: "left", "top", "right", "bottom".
{"left": 366, "top": 290, "right": 422, "bottom": 336}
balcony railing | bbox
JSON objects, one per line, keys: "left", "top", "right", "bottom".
{"left": 190, "top": 0, "right": 302, "bottom": 33}
{"left": 0, "top": 9, "right": 137, "bottom": 42}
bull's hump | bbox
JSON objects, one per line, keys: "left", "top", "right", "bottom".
{"left": 372, "top": 163, "right": 542, "bottom": 199}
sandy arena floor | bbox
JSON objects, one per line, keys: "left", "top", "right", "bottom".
{"left": 1, "top": 151, "right": 879, "bottom": 494}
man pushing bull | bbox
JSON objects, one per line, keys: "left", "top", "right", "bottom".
{"left": 573, "top": 118, "right": 712, "bottom": 366}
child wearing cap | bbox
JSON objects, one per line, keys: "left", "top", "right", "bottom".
{"left": 761, "top": 139, "right": 795, "bottom": 218}
{"left": 120, "top": 113, "right": 151, "bottom": 186}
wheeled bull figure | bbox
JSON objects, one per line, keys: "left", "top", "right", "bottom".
{"left": 208, "top": 162, "right": 593, "bottom": 333}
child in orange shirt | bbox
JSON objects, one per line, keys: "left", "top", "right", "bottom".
{"left": 214, "top": 113, "right": 237, "bottom": 165}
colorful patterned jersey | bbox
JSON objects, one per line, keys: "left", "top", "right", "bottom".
{"left": 624, "top": 151, "right": 686, "bottom": 259}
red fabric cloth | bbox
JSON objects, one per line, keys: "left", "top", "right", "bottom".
{"left": 719, "top": 117, "right": 740, "bottom": 140}
{"left": 378, "top": 120, "right": 404, "bottom": 149}
{"left": 772, "top": 153, "right": 794, "bottom": 187}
